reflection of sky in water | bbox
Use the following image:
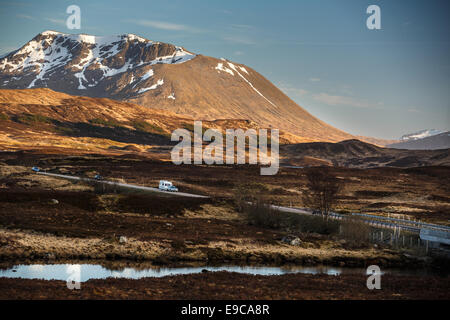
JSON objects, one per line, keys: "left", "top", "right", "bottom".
{"left": 0, "top": 264, "right": 426, "bottom": 282}
{"left": 0, "top": 264, "right": 354, "bottom": 282}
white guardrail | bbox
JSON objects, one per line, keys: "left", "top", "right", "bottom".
{"left": 347, "top": 212, "right": 450, "bottom": 232}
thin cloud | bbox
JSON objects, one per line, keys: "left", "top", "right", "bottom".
{"left": 223, "top": 36, "right": 255, "bottom": 45}
{"left": 127, "top": 19, "right": 203, "bottom": 33}
{"left": 16, "top": 14, "right": 35, "bottom": 20}
{"left": 0, "top": 46, "right": 17, "bottom": 57}
{"left": 290, "top": 88, "right": 309, "bottom": 96}
{"left": 278, "top": 84, "right": 377, "bottom": 110}
{"left": 45, "top": 17, "right": 65, "bottom": 26}
{"left": 279, "top": 84, "right": 308, "bottom": 97}
{"left": 312, "top": 93, "right": 374, "bottom": 108}
{"left": 230, "top": 24, "right": 254, "bottom": 30}
{"left": 336, "top": 84, "right": 354, "bottom": 96}
{"left": 309, "top": 78, "right": 320, "bottom": 82}
{"left": 2, "top": 2, "right": 32, "bottom": 7}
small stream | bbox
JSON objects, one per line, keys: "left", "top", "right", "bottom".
{"left": 0, "top": 264, "right": 443, "bottom": 282}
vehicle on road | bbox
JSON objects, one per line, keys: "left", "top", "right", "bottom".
{"left": 31, "top": 167, "right": 40, "bottom": 172}
{"left": 159, "top": 180, "right": 178, "bottom": 192}
{"left": 94, "top": 174, "right": 102, "bottom": 180}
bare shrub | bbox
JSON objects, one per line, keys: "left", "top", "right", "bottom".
{"left": 82, "top": 178, "right": 121, "bottom": 195}
{"left": 170, "top": 239, "right": 186, "bottom": 251}
{"left": 340, "top": 217, "right": 371, "bottom": 242}
{"left": 302, "top": 167, "right": 343, "bottom": 220}
{"left": 288, "top": 214, "right": 340, "bottom": 235}
{"left": 232, "top": 184, "right": 250, "bottom": 213}
{"left": 244, "top": 197, "right": 283, "bottom": 229}
{"left": 93, "top": 182, "right": 121, "bottom": 194}
{"left": 232, "top": 183, "right": 269, "bottom": 213}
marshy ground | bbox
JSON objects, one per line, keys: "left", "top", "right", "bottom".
{"left": 0, "top": 151, "right": 449, "bottom": 299}
{"left": 1, "top": 272, "right": 449, "bottom": 300}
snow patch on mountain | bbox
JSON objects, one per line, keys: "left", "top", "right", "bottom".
{"left": 215, "top": 63, "right": 234, "bottom": 75}
{"left": 227, "top": 62, "right": 276, "bottom": 108}
{"left": 0, "top": 31, "right": 195, "bottom": 90}
{"left": 400, "top": 129, "right": 444, "bottom": 141}
{"left": 140, "top": 69, "right": 154, "bottom": 81}
{"left": 214, "top": 61, "right": 276, "bottom": 107}
{"left": 138, "top": 79, "right": 164, "bottom": 93}
{"left": 41, "top": 30, "right": 63, "bottom": 36}
{"left": 24, "top": 40, "right": 71, "bottom": 88}
{"left": 239, "top": 66, "right": 249, "bottom": 74}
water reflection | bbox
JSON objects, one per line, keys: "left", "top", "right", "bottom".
{"left": 0, "top": 264, "right": 439, "bottom": 282}
{"left": 0, "top": 264, "right": 354, "bottom": 282}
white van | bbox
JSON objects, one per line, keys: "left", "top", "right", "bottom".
{"left": 159, "top": 180, "right": 178, "bottom": 192}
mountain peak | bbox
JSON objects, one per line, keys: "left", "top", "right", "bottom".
{"left": 36, "top": 30, "right": 152, "bottom": 45}
{"left": 0, "top": 31, "right": 195, "bottom": 91}
{"left": 0, "top": 31, "right": 374, "bottom": 144}
{"left": 40, "top": 30, "right": 63, "bottom": 36}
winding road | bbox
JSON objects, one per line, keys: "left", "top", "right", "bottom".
{"left": 36, "top": 171, "right": 209, "bottom": 199}
{"left": 36, "top": 171, "right": 449, "bottom": 243}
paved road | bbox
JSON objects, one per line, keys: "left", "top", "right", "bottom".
{"left": 270, "top": 204, "right": 311, "bottom": 215}
{"left": 36, "top": 172, "right": 209, "bottom": 199}
{"left": 36, "top": 171, "right": 449, "bottom": 237}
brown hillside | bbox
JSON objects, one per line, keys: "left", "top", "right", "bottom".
{"left": 0, "top": 88, "right": 299, "bottom": 155}
{"left": 126, "top": 55, "right": 354, "bottom": 143}
{"left": 0, "top": 31, "right": 393, "bottom": 145}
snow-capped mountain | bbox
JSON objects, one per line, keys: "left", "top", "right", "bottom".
{"left": 388, "top": 131, "right": 450, "bottom": 150}
{"left": 0, "top": 30, "right": 194, "bottom": 97}
{"left": 400, "top": 129, "right": 443, "bottom": 141}
{"left": 0, "top": 31, "right": 369, "bottom": 143}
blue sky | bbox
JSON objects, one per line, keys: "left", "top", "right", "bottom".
{"left": 0, "top": 0, "right": 449, "bottom": 139}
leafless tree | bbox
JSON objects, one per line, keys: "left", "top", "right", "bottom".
{"left": 302, "top": 167, "right": 342, "bottom": 220}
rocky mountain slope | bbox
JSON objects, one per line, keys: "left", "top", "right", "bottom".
{"left": 0, "top": 30, "right": 368, "bottom": 144}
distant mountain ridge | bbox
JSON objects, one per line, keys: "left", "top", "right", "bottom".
{"left": 281, "top": 139, "right": 450, "bottom": 168}
{"left": 388, "top": 131, "right": 450, "bottom": 150}
{"left": 400, "top": 129, "right": 443, "bottom": 141}
{"left": 0, "top": 30, "right": 390, "bottom": 145}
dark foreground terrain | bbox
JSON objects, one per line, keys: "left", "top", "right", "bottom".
{"left": 1, "top": 151, "right": 449, "bottom": 300}
{"left": 2, "top": 151, "right": 449, "bottom": 223}
{"left": 1, "top": 272, "right": 449, "bottom": 300}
